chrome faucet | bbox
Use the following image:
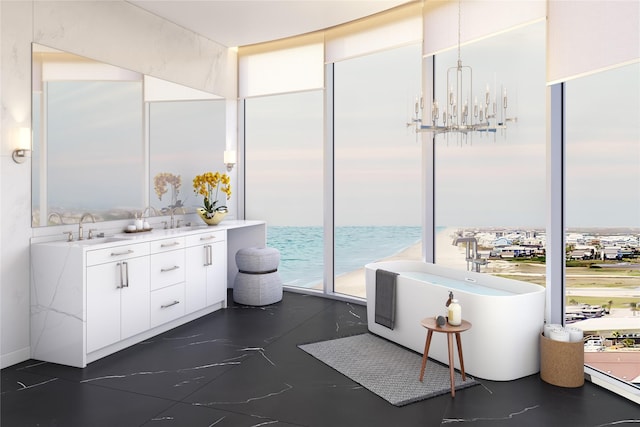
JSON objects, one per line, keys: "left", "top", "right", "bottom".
{"left": 169, "top": 207, "right": 185, "bottom": 229}
{"left": 78, "top": 212, "right": 96, "bottom": 240}
{"left": 452, "top": 235, "right": 485, "bottom": 272}
{"left": 142, "top": 206, "right": 159, "bottom": 218}
{"left": 47, "top": 212, "right": 64, "bottom": 225}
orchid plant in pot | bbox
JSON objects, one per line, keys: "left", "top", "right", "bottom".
{"left": 192, "top": 171, "right": 232, "bottom": 225}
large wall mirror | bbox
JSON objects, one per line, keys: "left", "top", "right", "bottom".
{"left": 31, "top": 43, "right": 226, "bottom": 227}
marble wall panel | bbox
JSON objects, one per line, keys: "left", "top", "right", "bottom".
{"left": 33, "top": 1, "right": 236, "bottom": 98}
{"left": 1, "top": 0, "right": 36, "bottom": 368}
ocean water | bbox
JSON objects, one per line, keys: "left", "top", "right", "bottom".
{"left": 267, "top": 226, "right": 424, "bottom": 288}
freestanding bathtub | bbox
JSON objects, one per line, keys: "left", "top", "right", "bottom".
{"left": 366, "top": 260, "right": 545, "bottom": 381}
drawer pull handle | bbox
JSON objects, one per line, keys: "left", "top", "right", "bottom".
{"left": 160, "top": 265, "right": 180, "bottom": 273}
{"left": 200, "top": 235, "right": 216, "bottom": 241}
{"left": 161, "top": 300, "right": 180, "bottom": 309}
{"left": 161, "top": 242, "right": 181, "bottom": 248}
{"left": 111, "top": 249, "right": 134, "bottom": 256}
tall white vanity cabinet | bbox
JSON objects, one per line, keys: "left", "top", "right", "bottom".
{"left": 30, "top": 221, "right": 264, "bottom": 368}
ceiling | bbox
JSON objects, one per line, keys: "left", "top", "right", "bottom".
{"left": 127, "top": 0, "right": 413, "bottom": 48}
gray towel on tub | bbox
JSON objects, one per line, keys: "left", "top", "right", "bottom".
{"left": 375, "top": 269, "right": 398, "bottom": 330}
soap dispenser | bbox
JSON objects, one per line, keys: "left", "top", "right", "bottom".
{"left": 448, "top": 297, "right": 462, "bottom": 326}
{"left": 444, "top": 291, "right": 454, "bottom": 324}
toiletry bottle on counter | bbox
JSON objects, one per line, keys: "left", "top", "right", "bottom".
{"left": 134, "top": 213, "right": 143, "bottom": 231}
{"left": 448, "top": 299, "right": 461, "bottom": 326}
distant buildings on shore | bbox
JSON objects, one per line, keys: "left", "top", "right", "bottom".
{"left": 453, "top": 228, "right": 640, "bottom": 261}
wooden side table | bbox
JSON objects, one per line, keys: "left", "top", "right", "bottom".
{"left": 419, "top": 317, "right": 472, "bottom": 397}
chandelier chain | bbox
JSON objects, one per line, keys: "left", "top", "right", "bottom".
{"left": 457, "top": 0, "right": 461, "bottom": 63}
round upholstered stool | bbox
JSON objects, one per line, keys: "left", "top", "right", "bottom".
{"left": 233, "top": 247, "right": 283, "bottom": 306}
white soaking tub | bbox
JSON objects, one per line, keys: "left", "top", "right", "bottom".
{"left": 365, "top": 260, "right": 545, "bottom": 381}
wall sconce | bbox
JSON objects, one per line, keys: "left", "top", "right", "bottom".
{"left": 12, "top": 127, "right": 31, "bottom": 164}
{"left": 224, "top": 150, "right": 236, "bottom": 172}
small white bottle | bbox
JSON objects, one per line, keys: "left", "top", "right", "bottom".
{"left": 134, "top": 213, "right": 143, "bottom": 231}
{"left": 448, "top": 299, "right": 462, "bottom": 326}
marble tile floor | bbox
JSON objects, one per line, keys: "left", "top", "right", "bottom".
{"left": 2, "top": 291, "right": 638, "bottom": 427}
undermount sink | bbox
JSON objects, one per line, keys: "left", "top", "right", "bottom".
{"left": 77, "top": 237, "right": 130, "bottom": 245}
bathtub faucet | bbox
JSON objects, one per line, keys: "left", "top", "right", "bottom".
{"left": 452, "top": 236, "right": 486, "bottom": 272}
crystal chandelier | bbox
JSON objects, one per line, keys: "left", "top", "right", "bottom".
{"left": 409, "top": 0, "right": 516, "bottom": 135}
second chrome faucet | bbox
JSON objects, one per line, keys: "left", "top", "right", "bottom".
{"left": 78, "top": 212, "right": 96, "bottom": 240}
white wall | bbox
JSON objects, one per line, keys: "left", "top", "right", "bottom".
{"left": 0, "top": 0, "right": 237, "bottom": 368}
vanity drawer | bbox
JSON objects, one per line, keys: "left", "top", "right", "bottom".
{"left": 150, "top": 237, "right": 185, "bottom": 254}
{"left": 150, "top": 282, "right": 185, "bottom": 328}
{"left": 86, "top": 242, "right": 150, "bottom": 266}
{"left": 150, "top": 250, "right": 185, "bottom": 291}
{"left": 185, "top": 230, "right": 226, "bottom": 247}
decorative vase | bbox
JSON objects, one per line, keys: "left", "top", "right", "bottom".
{"left": 197, "top": 208, "right": 227, "bottom": 226}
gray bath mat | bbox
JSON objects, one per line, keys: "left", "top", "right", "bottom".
{"left": 298, "top": 333, "right": 478, "bottom": 406}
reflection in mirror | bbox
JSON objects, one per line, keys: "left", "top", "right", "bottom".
{"left": 32, "top": 44, "right": 144, "bottom": 227}
{"left": 31, "top": 44, "right": 226, "bottom": 227}
{"left": 149, "top": 100, "right": 226, "bottom": 216}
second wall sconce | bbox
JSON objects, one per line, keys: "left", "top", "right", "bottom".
{"left": 224, "top": 150, "right": 236, "bottom": 172}
{"left": 12, "top": 127, "right": 31, "bottom": 164}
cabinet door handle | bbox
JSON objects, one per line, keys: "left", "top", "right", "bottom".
{"left": 111, "top": 249, "right": 134, "bottom": 257}
{"left": 123, "top": 261, "right": 130, "bottom": 287}
{"left": 160, "top": 265, "right": 180, "bottom": 273}
{"left": 199, "top": 235, "right": 216, "bottom": 241}
{"left": 204, "top": 245, "right": 213, "bottom": 266}
{"left": 116, "top": 262, "right": 125, "bottom": 289}
{"left": 161, "top": 300, "right": 180, "bottom": 309}
{"left": 160, "top": 241, "right": 181, "bottom": 248}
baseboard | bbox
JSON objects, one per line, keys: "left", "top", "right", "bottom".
{"left": 1, "top": 346, "right": 31, "bottom": 369}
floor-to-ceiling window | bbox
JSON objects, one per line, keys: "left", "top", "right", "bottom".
{"left": 565, "top": 62, "right": 640, "bottom": 390}
{"left": 333, "top": 44, "right": 422, "bottom": 298}
{"left": 433, "top": 22, "right": 547, "bottom": 286}
{"left": 245, "top": 91, "right": 324, "bottom": 290}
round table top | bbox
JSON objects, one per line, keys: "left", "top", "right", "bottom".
{"left": 421, "top": 317, "right": 472, "bottom": 333}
